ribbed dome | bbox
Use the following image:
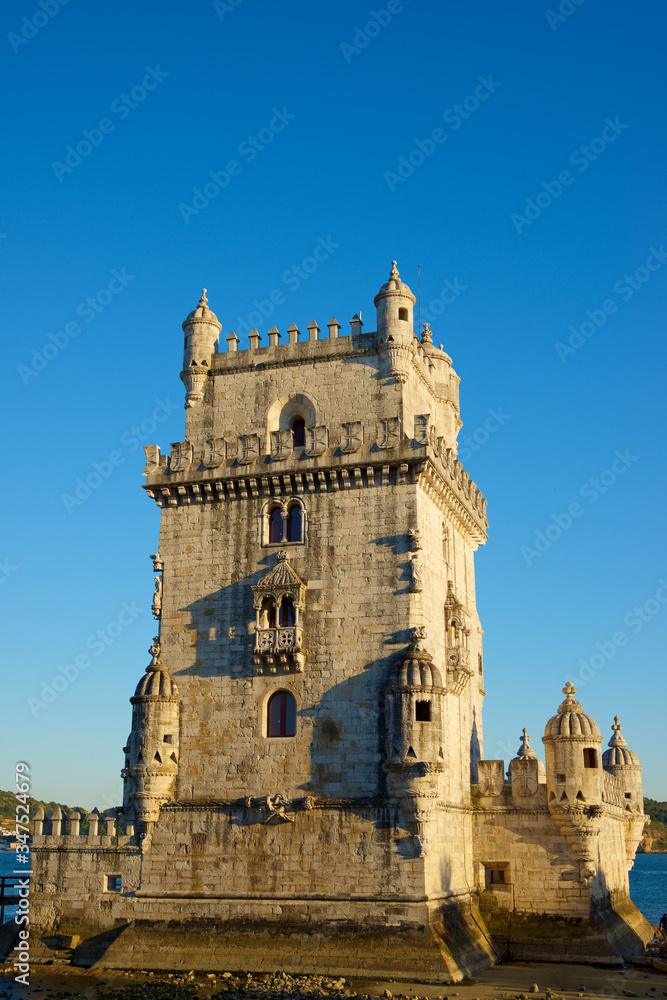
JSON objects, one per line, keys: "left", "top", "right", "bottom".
{"left": 374, "top": 261, "right": 416, "bottom": 305}
{"left": 602, "top": 716, "right": 640, "bottom": 767}
{"left": 133, "top": 664, "right": 180, "bottom": 700}
{"left": 253, "top": 550, "right": 304, "bottom": 592}
{"left": 544, "top": 682, "right": 601, "bottom": 739}
{"left": 182, "top": 288, "right": 220, "bottom": 327}
{"left": 389, "top": 651, "right": 443, "bottom": 689}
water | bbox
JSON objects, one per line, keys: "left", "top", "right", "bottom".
{"left": 0, "top": 850, "right": 30, "bottom": 923}
{"left": 629, "top": 851, "right": 667, "bottom": 924}
{"left": 1, "top": 849, "right": 665, "bottom": 929}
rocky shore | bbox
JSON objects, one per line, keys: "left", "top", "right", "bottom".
{"left": 2, "top": 960, "right": 667, "bottom": 1000}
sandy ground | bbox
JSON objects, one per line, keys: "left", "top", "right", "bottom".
{"left": 0, "top": 961, "right": 666, "bottom": 1000}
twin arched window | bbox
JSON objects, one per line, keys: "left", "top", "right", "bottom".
{"left": 268, "top": 502, "right": 303, "bottom": 544}
{"left": 267, "top": 690, "right": 297, "bottom": 737}
{"left": 259, "top": 595, "right": 295, "bottom": 629}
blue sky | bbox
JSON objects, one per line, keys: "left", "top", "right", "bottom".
{"left": 2, "top": 0, "right": 666, "bottom": 807}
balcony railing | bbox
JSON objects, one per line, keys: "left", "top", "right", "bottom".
{"left": 254, "top": 627, "right": 303, "bottom": 655}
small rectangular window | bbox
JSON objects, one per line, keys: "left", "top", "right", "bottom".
{"left": 415, "top": 700, "right": 431, "bottom": 722}
{"left": 163, "top": 734, "right": 173, "bottom": 744}
{"left": 105, "top": 875, "right": 121, "bottom": 892}
{"left": 625, "top": 792, "right": 632, "bottom": 799}
{"left": 556, "top": 773, "right": 566, "bottom": 784}
{"left": 583, "top": 748, "right": 598, "bottom": 769}
{"left": 483, "top": 864, "right": 509, "bottom": 889}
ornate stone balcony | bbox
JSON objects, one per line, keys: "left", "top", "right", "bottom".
{"left": 253, "top": 626, "right": 305, "bottom": 673}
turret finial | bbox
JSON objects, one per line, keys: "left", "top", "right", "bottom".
{"left": 608, "top": 715, "right": 628, "bottom": 748}
{"left": 199, "top": 288, "right": 208, "bottom": 307}
{"left": 390, "top": 260, "right": 399, "bottom": 280}
{"left": 517, "top": 727, "right": 536, "bottom": 759}
{"left": 147, "top": 636, "right": 161, "bottom": 671}
{"left": 421, "top": 322, "right": 432, "bottom": 345}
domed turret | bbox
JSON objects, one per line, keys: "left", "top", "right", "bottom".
{"left": 180, "top": 289, "right": 221, "bottom": 407}
{"left": 122, "top": 639, "right": 181, "bottom": 826}
{"left": 509, "top": 728, "right": 546, "bottom": 798}
{"left": 603, "top": 717, "right": 643, "bottom": 814}
{"left": 374, "top": 261, "right": 417, "bottom": 383}
{"left": 542, "top": 682, "right": 603, "bottom": 809}
{"left": 383, "top": 630, "right": 445, "bottom": 769}
{"left": 544, "top": 682, "right": 601, "bottom": 739}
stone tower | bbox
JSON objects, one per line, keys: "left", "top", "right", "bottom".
{"left": 28, "top": 262, "right": 652, "bottom": 977}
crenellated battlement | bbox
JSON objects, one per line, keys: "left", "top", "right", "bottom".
{"left": 32, "top": 807, "right": 141, "bottom": 848}
{"left": 206, "top": 319, "right": 458, "bottom": 403}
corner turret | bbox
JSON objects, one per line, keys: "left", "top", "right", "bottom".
{"left": 374, "top": 261, "right": 416, "bottom": 383}
{"left": 122, "top": 638, "right": 181, "bottom": 827}
{"left": 382, "top": 629, "right": 446, "bottom": 856}
{"left": 603, "top": 716, "right": 643, "bottom": 813}
{"left": 180, "top": 289, "right": 221, "bottom": 407}
{"left": 543, "top": 682, "right": 603, "bottom": 809}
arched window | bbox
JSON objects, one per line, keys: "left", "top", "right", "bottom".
{"left": 268, "top": 506, "right": 283, "bottom": 543}
{"left": 279, "top": 595, "right": 295, "bottom": 627}
{"left": 291, "top": 417, "right": 305, "bottom": 449}
{"left": 267, "top": 690, "right": 296, "bottom": 737}
{"left": 260, "top": 597, "right": 276, "bottom": 629}
{"left": 286, "top": 503, "right": 302, "bottom": 542}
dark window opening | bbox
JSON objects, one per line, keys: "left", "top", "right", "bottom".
{"left": 398, "top": 307, "right": 408, "bottom": 321}
{"left": 106, "top": 875, "right": 121, "bottom": 892}
{"left": 478, "top": 653, "right": 483, "bottom": 674}
{"left": 269, "top": 506, "right": 283, "bottom": 543}
{"left": 291, "top": 418, "right": 305, "bottom": 448}
{"left": 286, "top": 503, "right": 302, "bottom": 542}
{"left": 267, "top": 690, "right": 297, "bottom": 737}
{"left": 583, "top": 748, "right": 598, "bottom": 769}
{"left": 625, "top": 792, "right": 632, "bottom": 799}
{"left": 163, "top": 734, "right": 173, "bottom": 744}
{"left": 415, "top": 700, "right": 431, "bottom": 722}
{"left": 556, "top": 773, "right": 565, "bottom": 784}
{"left": 484, "top": 867, "right": 507, "bottom": 888}
{"left": 279, "top": 595, "right": 295, "bottom": 627}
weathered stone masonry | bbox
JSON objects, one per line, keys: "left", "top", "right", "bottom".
{"left": 30, "top": 263, "right": 653, "bottom": 977}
